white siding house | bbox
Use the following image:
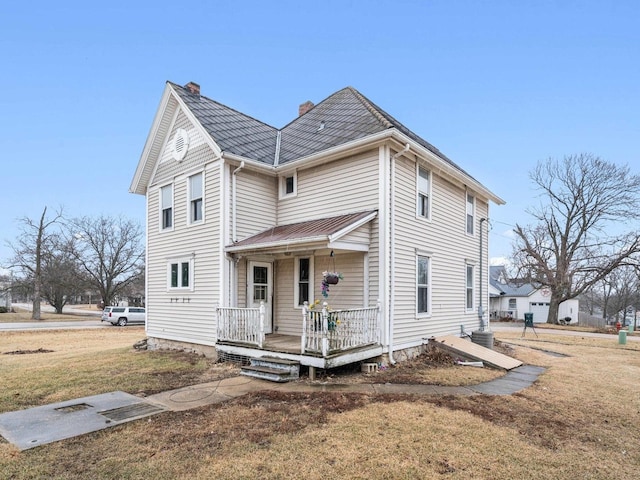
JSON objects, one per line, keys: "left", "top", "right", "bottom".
{"left": 130, "top": 81, "right": 504, "bottom": 366}
{"left": 489, "top": 266, "right": 579, "bottom": 324}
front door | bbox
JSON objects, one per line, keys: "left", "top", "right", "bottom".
{"left": 248, "top": 261, "right": 273, "bottom": 334}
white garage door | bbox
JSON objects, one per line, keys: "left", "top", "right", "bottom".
{"left": 529, "top": 302, "right": 550, "bottom": 323}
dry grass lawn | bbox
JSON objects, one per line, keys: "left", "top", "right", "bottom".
{"left": 1, "top": 328, "right": 639, "bottom": 479}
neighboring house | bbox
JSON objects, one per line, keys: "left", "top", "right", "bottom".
{"left": 489, "top": 266, "right": 578, "bottom": 324}
{"left": 130, "top": 81, "right": 504, "bottom": 370}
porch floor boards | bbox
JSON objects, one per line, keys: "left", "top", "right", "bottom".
{"left": 263, "top": 334, "right": 301, "bottom": 354}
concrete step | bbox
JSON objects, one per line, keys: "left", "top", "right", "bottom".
{"left": 240, "top": 357, "right": 300, "bottom": 382}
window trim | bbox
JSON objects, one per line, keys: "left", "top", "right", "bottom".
{"left": 466, "top": 192, "right": 475, "bottom": 236}
{"left": 416, "top": 165, "right": 431, "bottom": 221}
{"left": 160, "top": 184, "right": 174, "bottom": 231}
{"left": 188, "top": 172, "right": 204, "bottom": 225}
{"left": 279, "top": 172, "right": 297, "bottom": 199}
{"left": 416, "top": 254, "right": 431, "bottom": 316}
{"left": 465, "top": 264, "right": 475, "bottom": 311}
{"left": 294, "top": 255, "right": 314, "bottom": 308}
{"left": 167, "top": 256, "right": 194, "bottom": 291}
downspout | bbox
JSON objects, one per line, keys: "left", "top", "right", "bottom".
{"left": 388, "top": 143, "right": 410, "bottom": 364}
{"left": 479, "top": 217, "right": 487, "bottom": 331}
{"left": 232, "top": 161, "right": 245, "bottom": 243}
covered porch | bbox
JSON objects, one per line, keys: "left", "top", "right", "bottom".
{"left": 220, "top": 210, "right": 383, "bottom": 370}
{"left": 216, "top": 301, "right": 383, "bottom": 369}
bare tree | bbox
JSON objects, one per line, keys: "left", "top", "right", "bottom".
{"left": 513, "top": 154, "right": 640, "bottom": 323}
{"left": 66, "top": 215, "right": 144, "bottom": 307}
{"left": 7, "top": 207, "right": 63, "bottom": 320}
{"left": 40, "top": 237, "right": 86, "bottom": 313}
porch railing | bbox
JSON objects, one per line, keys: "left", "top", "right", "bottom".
{"left": 216, "top": 302, "right": 265, "bottom": 348}
{"left": 302, "top": 301, "right": 381, "bottom": 356}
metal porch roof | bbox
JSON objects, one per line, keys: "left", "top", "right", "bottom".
{"left": 226, "top": 210, "right": 377, "bottom": 253}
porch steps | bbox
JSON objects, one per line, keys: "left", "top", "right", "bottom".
{"left": 240, "top": 357, "right": 300, "bottom": 383}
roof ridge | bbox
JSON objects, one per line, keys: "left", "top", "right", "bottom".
{"left": 346, "top": 86, "right": 393, "bottom": 129}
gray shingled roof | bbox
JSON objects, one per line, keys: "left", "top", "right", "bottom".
{"left": 170, "top": 82, "right": 468, "bottom": 175}
{"left": 278, "top": 87, "right": 391, "bottom": 164}
{"left": 171, "top": 82, "right": 278, "bottom": 164}
{"left": 490, "top": 266, "right": 537, "bottom": 296}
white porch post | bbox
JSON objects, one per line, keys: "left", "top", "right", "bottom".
{"left": 321, "top": 301, "right": 329, "bottom": 357}
{"left": 258, "top": 300, "right": 265, "bottom": 348}
{"left": 301, "top": 301, "right": 309, "bottom": 353}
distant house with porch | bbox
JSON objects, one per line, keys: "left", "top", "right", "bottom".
{"left": 130, "top": 81, "right": 504, "bottom": 371}
{"left": 489, "top": 266, "right": 578, "bottom": 324}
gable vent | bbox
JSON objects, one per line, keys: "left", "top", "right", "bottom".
{"left": 172, "top": 128, "right": 190, "bottom": 161}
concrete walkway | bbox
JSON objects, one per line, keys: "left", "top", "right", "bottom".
{"left": 148, "top": 364, "right": 545, "bottom": 411}
{"left": 0, "top": 365, "right": 545, "bottom": 450}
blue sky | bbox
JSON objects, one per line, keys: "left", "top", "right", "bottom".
{"left": 1, "top": 0, "right": 638, "bottom": 268}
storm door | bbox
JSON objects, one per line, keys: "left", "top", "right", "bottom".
{"left": 248, "top": 261, "right": 273, "bottom": 334}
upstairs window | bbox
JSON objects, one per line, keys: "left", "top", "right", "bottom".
{"left": 466, "top": 193, "right": 475, "bottom": 235}
{"left": 189, "top": 173, "right": 203, "bottom": 223}
{"left": 417, "top": 166, "right": 431, "bottom": 219}
{"left": 279, "top": 172, "right": 297, "bottom": 198}
{"left": 161, "top": 185, "right": 173, "bottom": 230}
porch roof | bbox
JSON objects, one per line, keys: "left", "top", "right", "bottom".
{"left": 226, "top": 210, "right": 377, "bottom": 253}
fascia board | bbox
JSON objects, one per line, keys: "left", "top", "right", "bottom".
{"left": 129, "top": 83, "right": 174, "bottom": 195}
{"left": 328, "top": 211, "right": 378, "bottom": 243}
{"left": 225, "top": 236, "right": 328, "bottom": 253}
{"left": 222, "top": 152, "right": 278, "bottom": 176}
{"left": 389, "top": 131, "right": 505, "bottom": 206}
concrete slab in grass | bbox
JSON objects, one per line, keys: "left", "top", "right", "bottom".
{"left": 0, "top": 391, "right": 164, "bottom": 450}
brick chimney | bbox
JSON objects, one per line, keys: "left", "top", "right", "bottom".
{"left": 185, "top": 81, "right": 200, "bottom": 95}
{"left": 298, "top": 100, "right": 314, "bottom": 116}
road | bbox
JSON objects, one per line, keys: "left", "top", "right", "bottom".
{"left": 0, "top": 303, "right": 106, "bottom": 331}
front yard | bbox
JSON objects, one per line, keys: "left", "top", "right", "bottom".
{"left": 1, "top": 327, "right": 639, "bottom": 479}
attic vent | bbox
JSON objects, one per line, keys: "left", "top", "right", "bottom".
{"left": 172, "top": 128, "right": 190, "bottom": 161}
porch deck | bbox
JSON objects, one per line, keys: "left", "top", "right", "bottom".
{"left": 216, "top": 333, "right": 383, "bottom": 369}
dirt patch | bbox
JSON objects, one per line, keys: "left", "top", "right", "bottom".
{"left": 300, "top": 340, "right": 512, "bottom": 386}
{"left": 3, "top": 348, "right": 54, "bottom": 355}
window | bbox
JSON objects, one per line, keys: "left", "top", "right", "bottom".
{"left": 417, "top": 255, "right": 430, "bottom": 314}
{"left": 417, "top": 167, "right": 431, "bottom": 219}
{"left": 253, "top": 266, "right": 268, "bottom": 301}
{"left": 466, "top": 264, "right": 474, "bottom": 310}
{"left": 161, "top": 185, "right": 173, "bottom": 230}
{"left": 508, "top": 298, "right": 517, "bottom": 310}
{"left": 189, "top": 173, "right": 203, "bottom": 223}
{"left": 466, "top": 193, "right": 475, "bottom": 235}
{"left": 295, "top": 256, "right": 314, "bottom": 307}
{"left": 285, "top": 176, "right": 294, "bottom": 194}
{"left": 279, "top": 172, "right": 297, "bottom": 198}
{"left": 168, "top": 257, "right": 193, "bottom": 290}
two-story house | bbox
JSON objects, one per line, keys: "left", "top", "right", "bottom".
{"left": 130, "top": 81, "right": 504, "bottom": 372}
